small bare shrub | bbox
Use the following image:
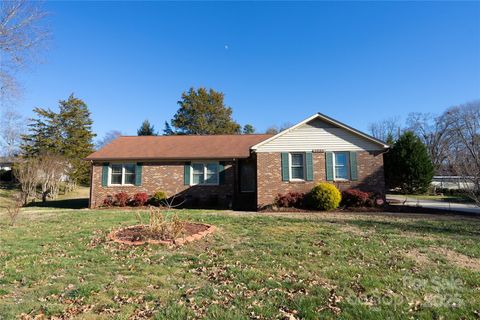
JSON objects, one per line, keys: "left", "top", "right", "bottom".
{"left": 6, "top": 193, "right": 22, "bottom": 226}
{"left": 169, "top": 214, "right": 185, "bottom": 240}
{"left": 147, "top": 206, "right": 185, "bottom": 240}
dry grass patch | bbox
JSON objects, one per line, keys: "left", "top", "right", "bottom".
{"left": 404, "top": 247, "right": 480, "bottom": 272}
{"left": 430, "top": 247, "right": 480, "bottom": 272}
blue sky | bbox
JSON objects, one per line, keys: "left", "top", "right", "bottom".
{"left": 14, "top": 1, "right": 480, "bottom": 139}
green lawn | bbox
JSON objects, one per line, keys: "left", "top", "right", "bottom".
{"left": 0, "top": 184, "right": 17, "bottom": 208}
{"left": 0, "top": 204, "right": 479, "bottom": 319}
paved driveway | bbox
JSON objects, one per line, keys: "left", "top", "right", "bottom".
{"left": 387, "top": 194, "right": 480, "bottom": 214}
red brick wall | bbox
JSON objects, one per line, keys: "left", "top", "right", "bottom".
{"left": 90, "top": 161, "right": 235, "bottom": 208}
{"left": 256, "top": 151, "right": 385, "bottom": 208}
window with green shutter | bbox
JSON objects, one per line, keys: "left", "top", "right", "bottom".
{"left": 281, "top": 153, "right": 290, "bottom": 181}
{"left": 102, "top": 162, "right": 109, "bottom": 186}
{"left": 349, "top": 152, "right": 358, "bottom": 181}
{"left": 305, "top": 152, "right": 313, "bottom": 181}
{"left": 219, "top": 162, "right": 226, "bottom": 185}
{"left": 135, "top": 163, "right": 143, "bottom": 186}
{"left": 325, "top": 152, "right": 334, "bottom": 181}
{"left": 184, "top": 162, "right": 191, "bottom": 185}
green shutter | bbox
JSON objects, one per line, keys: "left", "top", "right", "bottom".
{"left": 325, "top": 152, "right": 333, "bottom": 181}
{"left": 219, "top": 162, "right": 225, "bottom": 185}
{"left": 281, "top": 152, "right": 289, "bottom": 181}
{"left": 135, "top": 163, "right": 143, "bottom": 186}
{"left": 184, "top": 162, "right": 191, "bottom": 185}
{"left": 305, "top": 152, "right": 313, "bottom": 181}
{"left": 349, "top": 152, "right": 358, "bottom": 181}
{"left": 102, "top": 162, "right": 109, "bottom": 186}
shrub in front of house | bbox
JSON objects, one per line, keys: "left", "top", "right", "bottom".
{"left": 341, "top": 189, "right": 370, "bottom": 207}
{"left": 306, "top": 183, "right": 341, "bottom": 211}
{"left": 103, "top": 195, "right": 114, "bottom": 207}
{"left": 114, "top": 192, "right": 130, "bottom": 207}
{"left": 275, "top": 192, "right": 305, "bottom": 208}
{"left": 133, "top": 192, "right": 149, "bottom": 207}
{"left": 150, "top": 191, "right": 167, "bottom": 206}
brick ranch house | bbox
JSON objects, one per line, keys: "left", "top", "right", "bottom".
{"left": 85, "top": 113, "right": 389, "bottom": 210}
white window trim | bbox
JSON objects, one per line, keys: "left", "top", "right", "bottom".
{"left": 108, "top": 163, "right": 136, "bottom": 186}
{"left": 190, "top": 162, "right": 220, "bottom": 186}
{"left": 332, "top": 151, "right": 350, "bottom": 181}
{"left": 289, "top": 152, "right": 306, "bottom": 181}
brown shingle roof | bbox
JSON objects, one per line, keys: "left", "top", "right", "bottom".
{"left": 85, "top": 134, "right": 273, "bottom": 161}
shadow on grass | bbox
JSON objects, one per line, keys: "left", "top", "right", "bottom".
{"left": 26, "top": 198, "right": 89, "bottom": 209}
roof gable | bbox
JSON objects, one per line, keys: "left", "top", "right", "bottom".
{"left": 251, "top": 113, "right": 389, "bottom": 151}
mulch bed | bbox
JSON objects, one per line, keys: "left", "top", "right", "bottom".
{"left": 108, "top": 223, "right": 215, "bottom": 246}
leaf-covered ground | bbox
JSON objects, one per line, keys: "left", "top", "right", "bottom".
{"left": 0, "top": 205, "right": 479, "bottom": 319}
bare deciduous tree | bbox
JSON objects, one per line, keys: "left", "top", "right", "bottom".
{"left": 0, "top": 108, "right": 25, "bottom": 158}
{"left": 406, "top": 112, "right": 455, "bottom": 171}
{"left": 13, "top": 157, "right": 40, "bottom": 205}
{"left": 95, "top": 130, "right": 122, "bottom": 150}
{"left": 444, "top": 101, "right": 480, "bottom": 205}
{"left": 38, "top": 154, "right": 67, "bottom": 202}
{"left": 265, "top": 122, "right": 292, "bottom": 135}
{"left": 367, "top": 116, "right": 401, "bottom": 143}
{"left": 0, "top": 0, "right": 49, "bottom": 101}
{"left": 5, "top": 192, "right": 22, "bottom": 226}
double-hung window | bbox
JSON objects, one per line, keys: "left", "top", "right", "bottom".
{"left": 110, "top": 163, "right": 136, "bottom": 185}
{"left": 290, "top": 153, "right": 305, "bottom": 180}
{"left": 191, "top": 162, "right": 219, "bottom": 185}
{"left": 333, "top": 152, "right": 349, "bottom": 180}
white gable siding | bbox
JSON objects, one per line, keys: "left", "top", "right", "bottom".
{"left": 256, "top": 118, "right": 383, "bottom": 152}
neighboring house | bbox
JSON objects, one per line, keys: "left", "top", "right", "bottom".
{"left": 0, "top": 157, "right": 15, "bottom": 182}
{"left": 85, "top": 113, "right": 389, "bottom": 210}
{"left": 0, "top": 157, "right": 14, "bottom": 171}
{"left": 431, "top": 176, "right": 474, "bottom": 190}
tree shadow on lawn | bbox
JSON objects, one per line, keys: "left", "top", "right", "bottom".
{"left": 26, "top": 198, "right": 89, "bottom": 209}
{"left": 346, "top": 217, "right": 480, "bottom": 238}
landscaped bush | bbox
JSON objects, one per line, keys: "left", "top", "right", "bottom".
{"left": 132, "top": 192, "right": 149, "bottom": 207}
{"left": 275, "top": 192, "right": 305, "bottom": 208}
{"left": 103, "top": 195, "right": 114, "bottom": 207}
{"left": 150, "top": 191, "right": 167, "bottom": 206}
{"left": 114, "top": 192, "right": 130, "bottom": 207}
{"left": 341, "top": 189, "right": 369, "bottom": 207}
{"left": 306, "top": 183, "right": 341, "bottom": 211}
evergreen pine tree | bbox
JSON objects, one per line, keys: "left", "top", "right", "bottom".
{"left": 162, "top": 121, "right": 175, "bottom": 135}
{"left": 384, "top": 131, "right": 434, "bottom": 194}
{"left": 58, "top": 95, "right": 95, "bottom": 184}
{"left": 137, "top": 120, "right": 157, "bottom": 136}
{"left": 21, "top": 94, "right": 95, "bottom": 185}
{"left": 242, "top": 124, "right": 255, "bottom": 134}
{"left": 171, "top": 87, "right": 241, "bottom": 135}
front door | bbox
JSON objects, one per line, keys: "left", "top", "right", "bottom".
{"left": 234, "top": 158, "right": 257, "bottom": 210}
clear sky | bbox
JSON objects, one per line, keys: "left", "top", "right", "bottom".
{"left": 13, "top": 1, "right": 480, "bottom": 139}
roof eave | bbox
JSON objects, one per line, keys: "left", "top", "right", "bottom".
{"left": 84, "top": 155, "right": 251, "bottom": 162}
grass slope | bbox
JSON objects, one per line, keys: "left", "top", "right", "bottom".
{"left": 0, "top": 206, "right": 479, "bottom": 319}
